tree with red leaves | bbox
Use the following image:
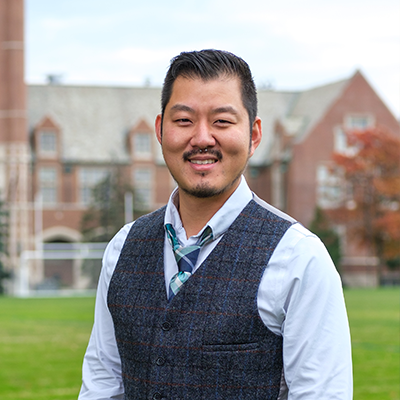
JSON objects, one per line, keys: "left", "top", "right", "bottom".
{"left": 330, "top": 126, "right": 400, "bottom": 275}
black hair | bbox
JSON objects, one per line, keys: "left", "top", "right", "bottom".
{"left": 161, "top": 49, "right": 258, "bottom": 129}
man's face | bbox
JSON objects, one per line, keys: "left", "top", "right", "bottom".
{"left": 155, "top": 75, "right": 261, "bottom": 201}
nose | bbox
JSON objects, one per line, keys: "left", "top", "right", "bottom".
{"left": 189, "top": 120, "right": 216, "bottom": 150}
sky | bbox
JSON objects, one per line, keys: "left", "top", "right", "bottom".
{"left": 25, "top": 0, "right": 400, "bottom": 118}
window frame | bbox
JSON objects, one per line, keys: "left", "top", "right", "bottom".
{"left": 38, "top": 167, "right": 58, "bottom": 205}
{"left": 133, "top": 167, "right": 153, "bottom": 210}
{"left": 78, "top": 167, "right": 109, "bottom": 206}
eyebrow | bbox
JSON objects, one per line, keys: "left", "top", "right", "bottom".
{"left": 211, "top": 106, "right": 239, "bottom": 115}
{"left": 169, "top": 104, "right": 194, "bottom": 113}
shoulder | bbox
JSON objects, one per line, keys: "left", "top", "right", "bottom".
{"left": 274, "top": 222, "right": 338, "bottom": 278}
{"left": 251, "top": 193, "right": 297, "bottom": 224}
{"left": 281, "top": 222, "right": 320, "bottom": 251}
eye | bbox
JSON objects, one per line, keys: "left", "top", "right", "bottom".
{"left": 214, "top": 119, "right": 232, "bottom": 125}
{"left": 175, "top": 118, "right": 192, "bottom": 125}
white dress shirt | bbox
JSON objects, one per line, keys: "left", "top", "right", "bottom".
{"left": 79, "top": 177, "right": 353, "bottom": 400}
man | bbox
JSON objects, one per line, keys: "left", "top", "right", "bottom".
{"left": 79, "top": 50, "right": 352, "bottom": 400}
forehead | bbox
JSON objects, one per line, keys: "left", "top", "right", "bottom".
{"left": 166, "top": 75, "right": 244, "bottom": 110}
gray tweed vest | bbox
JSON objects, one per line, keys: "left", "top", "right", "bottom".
{"left": 108, "top": 199, "right": 292, "bottom": 400}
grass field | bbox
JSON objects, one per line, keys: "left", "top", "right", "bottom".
{"left": 0, "top": 288, "right": 399, "bottom": 400}
{"left": 345, "top": 289, "right": 399, "bottom": 400}
{"left": 0, "top": 296, "right": 95, "bottom": 400}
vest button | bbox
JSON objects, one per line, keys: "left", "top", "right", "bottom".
{"left": 152, "top": 392, "right": 163, "bottom": 400}
{"left": 161, "top": 321, "right": 172, "bottom": 331}
{"left": 155, "top": 356, "right": 165, "bottom": 366}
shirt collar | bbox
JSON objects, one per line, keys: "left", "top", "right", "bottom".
{"left": 164, "top": 176, "right": 252, "bottom": 243}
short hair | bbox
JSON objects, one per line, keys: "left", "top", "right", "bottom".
{"left": 161, "top": 49, "right": 258, "bottom": 128}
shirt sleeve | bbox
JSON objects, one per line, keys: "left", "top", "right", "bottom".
{"left": 258, "top": 224, "right": 353, "bottom": 400}
{"left": 78, "top": 224, "right": 132, "bottom": 400}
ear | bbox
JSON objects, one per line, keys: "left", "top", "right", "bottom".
{"left": 155, "top": 114, "right": 162, "bottom": 145}
{"left": 249, "top": 117, "right": 262, "bottom": 157}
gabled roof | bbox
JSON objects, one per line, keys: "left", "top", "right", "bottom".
{"left": 287, "top": 77, "right": 350, "bottom": 143}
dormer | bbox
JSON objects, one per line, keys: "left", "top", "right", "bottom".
{"left": 127, "top": 119, "right": 154, "bottom": 161}
{"left": 32, "top": 116, "right": 61, "bottom": 160}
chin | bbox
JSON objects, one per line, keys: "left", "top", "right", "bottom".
{"left": 181, "top": 181, "right": 234, "bottom": 199}
{"left": 183, "top": 187, "right": 221, "bottom": 198}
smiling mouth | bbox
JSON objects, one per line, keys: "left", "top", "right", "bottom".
{"left": 183, "top": 149, "right": 223, "bottom": 164}
{"left": 190, "top": 159, "right": 217, "bottom": 165}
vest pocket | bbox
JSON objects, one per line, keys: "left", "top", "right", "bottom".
{"left": 202, "top": 341, "right": 260, "bottom": 352}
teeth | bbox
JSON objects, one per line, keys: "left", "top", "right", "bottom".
{"left": 191, "top": 159, "right": 216, "bottom": 165}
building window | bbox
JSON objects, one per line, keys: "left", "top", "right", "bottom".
{"left": 134, "top": 168, "right": 153, "bottom": 209}
{"left": 133, "top": 133, "right": 152, "bottom": 158}
{"left": 316, "top": 164, "right": 342, "bottom": 208}
{"left": 39, "top": 131, "right": 57, "bottom": 155}
{"left": 39, "top": 167, "right": 58, "bottom": 205}
{"left": 79, "top": 168, "right": 108, "bottom": 205}
{"left": 345, "top": 114, "right": 374, "bottom": 130}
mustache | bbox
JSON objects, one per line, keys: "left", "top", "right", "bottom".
{"left": 183, "top": 148, "right": 223, "bottom": 162}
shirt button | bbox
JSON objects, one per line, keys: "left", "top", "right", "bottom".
{"left": 152, "top": 392, "right": 163, "bottom": 400}
{"left": 156, "top": 356, "right": 165, "bottom": 366}
{"left": 161, "top": 321, "right": 172, "bottom": 331}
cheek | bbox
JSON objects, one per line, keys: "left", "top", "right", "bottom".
{"left": 162, "top": 130, "right": 188, "bottom": 151}
{"left": 222, "top": 136, "right": 251, "bottom": 156}
{"left": 161, "top": 141, "right": 183, "bottom": 167}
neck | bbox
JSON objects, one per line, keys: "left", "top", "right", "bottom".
{"left": 177, "top": 185, "right": 237, "bottom": 238}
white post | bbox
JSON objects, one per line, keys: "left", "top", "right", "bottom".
{"left": 17, "top": 251, "right": 31, "bottom": 297}
{"left": 34, "top": 192, "right": 44, "bottom": 287}
{"left": 124, "top": 192, "right": 133, "bottom": 224}
{"left": 34, "top": 192, "right": 43, "bottom": 251}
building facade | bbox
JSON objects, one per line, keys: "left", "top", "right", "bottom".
{"left": 1, "top": 1, "right": 399, "bottom": 292}
{"left": 25, "top": 73, "right": 400, "bottom": 290}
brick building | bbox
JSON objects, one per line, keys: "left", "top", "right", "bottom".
{"left": 246, "top": 72, "right": 400, "bottom": 286}
{"left": 1, "top": 0, "right": 399, "bottom": 292}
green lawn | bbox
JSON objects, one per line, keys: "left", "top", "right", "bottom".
{"left": 0, "top": 296, "right": 95, "bottom": 400}
{"left": 0, "top": 289, "right": 399, "bottom": 400}
{"left": 345, "top": 288, "right": 400, "bottom": 400}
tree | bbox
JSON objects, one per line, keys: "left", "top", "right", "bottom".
{"left": 309, "top": 207, "right": 341, "bottom": 273}
{"left": 81, "top": 169, "right": 137, "bottom": 243}
{"left": 80, "top": 168, "right": 143, "bottom": 287}
{"left": 329, "top": 126, "right": 400, "bottom": 276}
